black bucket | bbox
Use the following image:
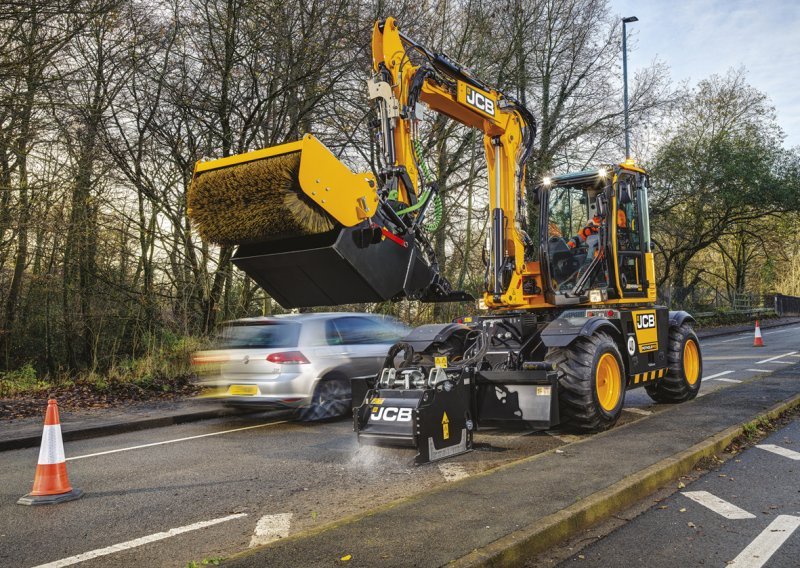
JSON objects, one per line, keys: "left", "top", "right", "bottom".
{"left": 232, "top": 223, "right": 438, "bottom": 309}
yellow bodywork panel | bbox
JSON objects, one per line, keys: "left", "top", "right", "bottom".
{"left": 293, "top": 134, "right": 378, "bottom": 226}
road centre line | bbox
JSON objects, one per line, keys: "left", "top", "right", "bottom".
{"left": 681, "top": 491, "right": 755, "bottom": 520}
{"left": 717, "top": 335, "right": 750, "bottom": 343}
{"left": 67, "top": 421, "right": 289, "bottom": 461}
{"left": 710, "top": 377, "right": 742, "bottom": 383}
{"left": 703, "top": 370, "right": 735, "bottom": 380}
{"left": 756, "top": 351, "right": 797, "bottom": 365}
{"left": 31, "top": 513, "right": 247, "bottom": 568}
{"left": 727, "top": 515, "right": 800, "bottom": 568}
{"left": 756, "top": 444, "right": 800, "bottom": 461}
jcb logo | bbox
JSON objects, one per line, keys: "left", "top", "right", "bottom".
{"left": 636, "top": 314, "right": 655, "bottom": 329}
{"left": 465, "top": 87, "right": 495, "bottom": 116}
{"left": 371, "top": 407, "right": 413, "bottom": 422}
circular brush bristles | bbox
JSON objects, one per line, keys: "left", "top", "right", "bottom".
{"left": 188, "top": 152, "right": 336, "bottom": 245}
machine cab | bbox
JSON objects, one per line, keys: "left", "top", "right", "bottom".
{"left": 538, "top": 163, "right": 655, "bottom": 306}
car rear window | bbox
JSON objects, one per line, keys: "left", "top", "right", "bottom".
{"left": 217, "top": 322, "right": 301, "bottom": 349}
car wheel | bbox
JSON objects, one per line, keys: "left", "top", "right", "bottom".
{"left": 297, "top": 377, "right": 352, "bottom": 421}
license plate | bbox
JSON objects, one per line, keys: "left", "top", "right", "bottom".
{"left": 228, "top": 385, "right": 258, "bottom": 396}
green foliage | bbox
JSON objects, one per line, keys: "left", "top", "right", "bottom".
{"left": 0, "top": 363, "right": 51, "bottom": 397}
{"left": 649, "top": 69, "right": 800, "bottom": 308}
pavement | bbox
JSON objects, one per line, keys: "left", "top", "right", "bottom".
{"left": 557, "top": 418, "right": 800, "bottom": 567}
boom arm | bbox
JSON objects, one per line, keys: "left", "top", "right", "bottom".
{"left": 369, "top": 18, "right": 540, "bottom": 309}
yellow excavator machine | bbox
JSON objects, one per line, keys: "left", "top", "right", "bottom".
{"left": 188, "top": 18, "right": 703, "bottom": 463}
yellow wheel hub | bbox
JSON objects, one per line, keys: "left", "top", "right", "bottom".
{"left": 596, "top": 353, "right": 622, "bottom": 412}
{"left": 683, "top": 339, "right": 700, "bottom": 385}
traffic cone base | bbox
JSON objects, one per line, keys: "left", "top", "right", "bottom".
{"left": 17, "top": 399, "right": 83, "bottom": 506}
{"left": 753, "top": 320, "right": 765, "bottom": 347}
{"left": 17, "top": 487, "right": 83, "bottom": 506}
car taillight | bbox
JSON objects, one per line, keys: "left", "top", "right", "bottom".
{"left": 267, "top": 351, "right": 309, "bottom": 364}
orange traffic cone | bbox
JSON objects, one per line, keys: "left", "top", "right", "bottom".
{"left": 753, "top": 320, "right": 765, "bottom": 347}
{"left": 17, "top": 399, "right": 83, "bottom": 505}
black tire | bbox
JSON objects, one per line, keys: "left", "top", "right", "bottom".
{"left": 297, "top": 377, "right": 352, "bottom": 421}
{"left": 645, "top": 323, "right": 702, "bottom": 403}
{"left": 546, "top": 332, "right": 626, "bottom": 432}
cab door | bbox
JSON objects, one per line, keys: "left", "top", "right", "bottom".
{"left": 613, "top": 172, "right": 650, "bottom": 299}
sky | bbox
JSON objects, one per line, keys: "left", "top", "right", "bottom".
{"left": 611, "top": 0, "right": 800, "bottom": 148}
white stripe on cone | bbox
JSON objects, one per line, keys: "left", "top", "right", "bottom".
{"left": 38, "top": 424, "right": 66, "bottom": 465}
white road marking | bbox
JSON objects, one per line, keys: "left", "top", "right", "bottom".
{"left": 727, "top": 515, "right": 800, "bottom": 568}
{"left": 696, "top": 391, "right": 709, "bottom": 397}
{"left": 747, "top": 368, "right": 767, "bottom": 372}
{"left": 763, "top": 327, "right": 800, "bottom": 335}
{"left": 718, "top": 335, "right": 750, "bottom": 343}
{"left": 31, "top": 513, "right": 247, "bottom": 568}
{"left": 438, "top": 463, "right": 469, "bottom": 482}
{"left": 67, "top": 421, "right": 289, "bottom": 461}
{"left": 710, "top": 377, "right": 742, "bottom": 384}
{"left": 756, "top": 444, "right": 800, "bottom": 461}
{"left": 681, "top": 491, "right": 755, "bottom": 519}
{"left": 703, "top": 370, "right": 735, "bottom": 380}
{"left": 249, "top": 513, "right": 292, "bottom": 547}
{"left": 756, "top": 351, "right": 797, "bottom": 365}
{"left": 625, "top": 407, "right": 652, "bottom": 416}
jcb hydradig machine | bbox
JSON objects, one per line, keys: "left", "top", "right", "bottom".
{"left": 188, "top": 18, "right": 703, "bottom": 464}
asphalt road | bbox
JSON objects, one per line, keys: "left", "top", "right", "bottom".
{"left": 0, "top": 324, "right": 798, "bottom": 567}
{"left": 558, "top": 418, "right": 800, "bottom": 568}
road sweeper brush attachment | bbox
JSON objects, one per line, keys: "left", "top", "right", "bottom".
{"left": 188, "top": 134, "right": 470, "bottom": 308}
{"left": 188, "top": 134, "right": 378, "bottom": 245}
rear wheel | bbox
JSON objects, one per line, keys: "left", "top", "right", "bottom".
{"left": 645, "top": 323, "right": 702, "bottom": 403}
{"left": 547, "top": 332, "right": 626, "bottom": 432}
{"left": 297, "top": 377, "right": 352, "bottom": 421}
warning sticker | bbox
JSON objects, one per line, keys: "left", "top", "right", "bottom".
{"left": 536, "top": 386, "right": 551, "bottom": 396}
{"left": 442, "top": 412, "right": 450, "bottom": 440}
{"left": 435, "top": 356, "right": 448, "bottom": 368}
{"left": 370, "top": 398, "right": 384, "bottom": 405}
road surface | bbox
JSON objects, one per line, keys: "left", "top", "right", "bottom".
{"left": 558, "top": 418, "right": 800, "bottom": 567}
{"left": 0, "top": 324, "right": 798, "bottom": 567}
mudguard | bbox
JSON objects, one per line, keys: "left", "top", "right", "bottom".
{"left": 540, "top": 315, "right": 622, "bottom": 348}
{"left": 669, "top": 310, "right": 696, "bottom": 328}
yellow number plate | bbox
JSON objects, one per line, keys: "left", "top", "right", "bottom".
{"left": 228, "top": 385, "right": 258, "bottom": 396}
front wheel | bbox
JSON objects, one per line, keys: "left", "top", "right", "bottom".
{"left": 547, "top": 332, "right": 626, "bottom": 432}
{"left": 645, "top": 323, "right": 702, "bottom": 403}
{"left": 297, "top": 377, "right": 352, "bottom": 421}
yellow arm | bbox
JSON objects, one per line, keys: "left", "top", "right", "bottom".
{"left": 369, "top": 18, "right": 545, "bottom": 309}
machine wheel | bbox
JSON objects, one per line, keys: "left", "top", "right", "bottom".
{"left": 547, "top": 332, "right": 626, "bottom": 432}
{"left": 645, "top": 323, "right": 702, "bottom": 403}
{"left": 297, "top": 377, "right": 352, "bottom": 421}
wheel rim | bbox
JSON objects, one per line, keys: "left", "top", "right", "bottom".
{"left": 596, "top": 353, "right": 621, "bottom": 412}
{"left": 683, "top": 339, "right": 700, "bottom": 385}
{"left": 314, "top": 380, "right": 350, "bottom": 419}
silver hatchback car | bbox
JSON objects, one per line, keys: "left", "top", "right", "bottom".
{"left": 193, "top": 313, "right": 408, "bottom": 420}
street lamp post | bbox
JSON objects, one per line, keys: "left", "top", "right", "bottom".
{"left": 622, "top": 16, "right": 638, "bottom": 160}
